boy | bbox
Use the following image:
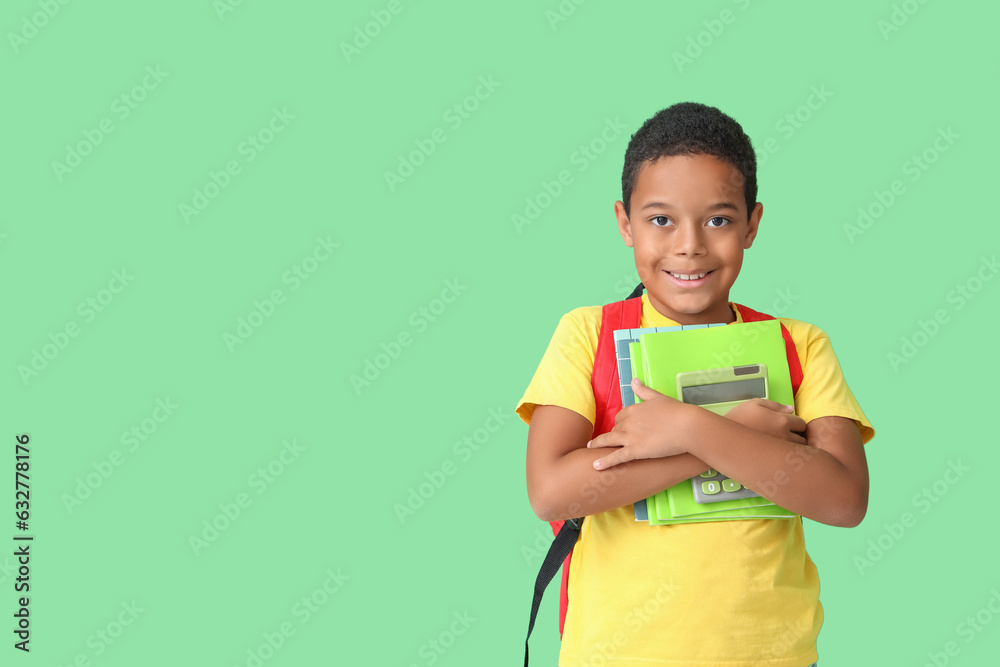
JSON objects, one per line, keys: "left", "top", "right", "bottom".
{"left": 516, "top": 102, "right": 874, "bottom": 666}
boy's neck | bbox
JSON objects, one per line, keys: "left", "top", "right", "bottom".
{"left": 642, "top": 294, "right": 738, "bottom": 326}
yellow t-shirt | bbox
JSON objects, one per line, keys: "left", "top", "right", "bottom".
{"left": 516, "top": 294, "right": 874, "bottom": 667}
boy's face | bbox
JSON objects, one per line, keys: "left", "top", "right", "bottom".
{"left": 615, "top": 154, "right": 762, "bottom": 325}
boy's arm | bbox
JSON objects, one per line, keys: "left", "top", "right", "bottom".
{"left": 687, "top": 410, "right": 868, "bottom": 528}
{"left": 526, "top": 404, "right": 713, "bottom": 522}
{"left": 591, "top": 395, "right": 869, "bottom": 528}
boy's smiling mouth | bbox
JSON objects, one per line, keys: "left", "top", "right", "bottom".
{"left": 665, "top": 269, "right": 714, "bottom": 285}
{"left": 663, "top": 269, "right": 715, "bottom": 289}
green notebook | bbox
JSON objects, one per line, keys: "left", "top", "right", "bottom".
{"left": 631, "top": 320, "right": 797, "bottom": 525}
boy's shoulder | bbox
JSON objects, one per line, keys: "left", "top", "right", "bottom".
{"left": 557, "top": 295, "right": 645, "bottom": 324}
{"left": 766, "top": 314, "right": 846, "bottom": 378}
{"left": 710, "top": 303, "right": 836, "bottom": 368}
{"left": 771, "top": 313, "right": 823, "bottom": 329}
{"left": 551, "top": 304, "right": 605, "bottom": 350}
{"left": 552, "top": 303, "right": 605, "bottom": 329}
{"left": 561, "top": 303, "right": 604, "bottom": 323}
{"left": 769, "top": 314, "right": 830, "bottom": 347}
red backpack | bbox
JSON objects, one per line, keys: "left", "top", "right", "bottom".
{"left": 524, "top": 292, "right": 804, "bottom": 665}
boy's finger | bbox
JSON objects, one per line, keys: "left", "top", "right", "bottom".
{"left": 787, "top": 415, "right": 808, "bottom": 432}
{"left": 587, "top": 434, "right": 618, "bottom": 449}
{"left": 594, "top": 448, "right": 633, "bottom": 470}
{"left": 754, "top": 398, "right": 793, "bottom": 413}
{"left": 631, "top": 378, "right": 667, "bottom": 401}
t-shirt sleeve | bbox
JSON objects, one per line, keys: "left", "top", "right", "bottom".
{"left": 785, "top": 320, "right": 875, "bottom": 444}
{"left": 515, "top": 306, "right": 602, "bottom": 427}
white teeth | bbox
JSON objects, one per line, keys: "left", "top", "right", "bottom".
{"left": 669, "top": 271, "right": 708, "bottom": 281}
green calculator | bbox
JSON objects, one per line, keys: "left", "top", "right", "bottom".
{"left": 676, "top": 364, "right": 768, "bottom": 504}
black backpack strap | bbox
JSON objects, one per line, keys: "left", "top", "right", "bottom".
{"left": 524, "top": 517, "right": 583, "bottom": 666}
{"left": 522, "top": 283, "right": 641, "bottom": 663}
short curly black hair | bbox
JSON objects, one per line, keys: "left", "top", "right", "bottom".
{"left": 621, "top": 102, "right": 757, "bottom": 218}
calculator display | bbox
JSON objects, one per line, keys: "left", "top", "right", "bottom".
{"left": 680, "top": 377, "right": 766, "bottom": 406}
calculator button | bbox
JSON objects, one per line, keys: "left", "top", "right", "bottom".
{"left": 701, "top": 481, "right": 721, "bottom": 495}
{"left": 700, "top": 468, "right": 718, "bottom": 478}
{"left": 722, "top": 479, "right": 742, "bottom": 493}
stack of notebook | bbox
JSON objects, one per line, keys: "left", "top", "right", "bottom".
{"left": 612, "top": 319, "right": 797, "bottom": 525}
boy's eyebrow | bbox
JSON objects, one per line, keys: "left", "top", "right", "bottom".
{"left": 640, "top": 201, "right": 741, "bottom": 212}
{"left": 706, "top": 202, "right": 741, "bottom": 212}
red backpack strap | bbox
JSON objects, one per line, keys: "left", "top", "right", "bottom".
{"left": 733, "top": 303, "right": 803, "bottom": 396}
{"left": 547, "top": 297, "right": 643, "bottom": 639}
{"left": 592, "top": 297, "right": 643, "bottom": 436}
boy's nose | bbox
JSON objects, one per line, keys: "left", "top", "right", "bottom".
{"left": 673, "top": 222, "right": 707, "bottom": 256}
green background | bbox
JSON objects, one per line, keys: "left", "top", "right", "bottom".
{"left": 2, "top": 0, "right": 997, "bottom": 664}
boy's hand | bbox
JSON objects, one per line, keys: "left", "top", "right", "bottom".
{"left": 587, "top": 379, "right": 692, "bottom": 469}
{"left": 724, "top": 398, "right": 807, "bottom": 446}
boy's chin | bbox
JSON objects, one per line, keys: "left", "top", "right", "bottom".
{"left": 647, "top": 294, "right": 732, "bottom": 322}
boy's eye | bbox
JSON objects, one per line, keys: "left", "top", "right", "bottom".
{"left": 707, "top": 216, "right": 730, "bottom": 227}
{"left": 651, "top": 215, "right": 672, "bottom": 227}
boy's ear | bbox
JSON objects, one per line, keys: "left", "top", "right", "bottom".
{"left": 614, "top": 200, "right": 634, "bottom": 247}
{"left": 743, "top": 202, "right": 763, "bottom": 249}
